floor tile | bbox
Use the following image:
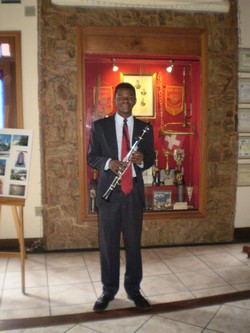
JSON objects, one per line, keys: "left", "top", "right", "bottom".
{"left": 159, "top": 304, "right": 221, "bottom": 327}
{"left": 141, "top": 273, "right": 188, "bottom": 296}
{"left": 153, "top": 247, "right": 193, "bottom": 259}
{"left": 142, "top": 259, "right": 171, "bottom": 276}
{"left": 148, "top": 291, "right": 194, "bottom": 304}
{"left": 0, "top": 258, "right": 7, "bottom": 273}
{"left": 187, "top": 245, "right": 224, "bottom": 256}
{"left": 49, "top": 282, "right": 96, "bottom": 308}
{"left": 207, "top": 304, "right": 250, "bottom": 333}
{"left": 0, "top": 272, "right": 5, "bottom": 289}
{"left": 45, "top": 253, "right": 86, "bottom": 269}
{"left": 176, "top": 269, "right": 228, "bottom": 291}
{"left": 0, "top": 244, "right": 249, "bottom": 332}
{"left": 0, "top": 286, "right": 49, "bottom": 312}
{"left": 82, "top": 251, "right": 100, "bottom": 267}
{"left": 163, "top": 255, "right": 208, "bottom": 273}
{"left": 198, "top": 252, "right": 244, "bottom": 269}
{"left": 215, "top": 265, "right": 250, "bottom": 284}
{"left": 192, "top": 285, "right": 236, "bottom": 298}
{"left": 4, "top": 270, "right": 47, "bottom": 289}
{"left": 47, "top": 266, "right": 91, "bottom": 286}
{"left": 136, "top": 315, "right": 203, "bottom": 333}
{"left": 82, "top": 314, "right": 151, "bottom": 333}
{"left": 6, "top": 254, "right": 46, "bottom": 272}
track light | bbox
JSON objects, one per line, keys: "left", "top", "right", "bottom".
{"left": 166, "top": 60, "right": 173, "bottom": 73}
{"left": 112, "top": 58, "right": 119, "bottom": 72}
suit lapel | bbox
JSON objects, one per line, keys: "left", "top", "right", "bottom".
{"left": 105, "top": 115, "right": 118, "bottom": 159}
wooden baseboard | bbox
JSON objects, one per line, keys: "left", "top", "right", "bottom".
{"left": 234, "top": 227, "right": 250, "bottom": 242}
{"left": 0, "top": 238, "right": 43, "bottom": 252}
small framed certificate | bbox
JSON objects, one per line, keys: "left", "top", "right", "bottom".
{"left": 237, "top": 163, "right": 250, "bottom": 186}
{"left": 238, "top": 109, "right": 250, "bottom": 133}
{"left": 239, "top": 136, "right": 250, "bottom": 159}
{"left": 239, "top": 49, "right": 250, "bottom": 72}
{"left": 238, "top": 78, "right": 250, "bottom": 104}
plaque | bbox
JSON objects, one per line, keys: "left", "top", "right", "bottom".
{"left": 239, "top": 136, "right": 250, "bottom": 159}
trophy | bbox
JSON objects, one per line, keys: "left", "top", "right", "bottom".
{"left": 186, "top": 186, "right": 194, "bottom": 208}
{"left": 162, "top": 148, "right": 172, "bottom": 176}
{"left": 152, "top": 150, "right": 160, "bottom": 185}
{"left": 89, "top": 168, "right": 98, "bottom": 213}
{"left": 173, "top": 149, "right": 185, "bottom": 202}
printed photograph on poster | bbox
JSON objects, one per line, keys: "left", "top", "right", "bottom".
{"left": 0, "top": 129, "right": 33, "bottom": 199}
{"left": 0, "top": 134, "right": 11, "bottom": 156}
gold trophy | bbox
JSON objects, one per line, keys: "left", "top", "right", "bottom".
{"left": 173, "top": 149, "right": 185, "bottom": 203}
{"left": 152, "top": 150, "right": 160, "bottom": 185}
{"left": 163, "top": 148, "right": 172, "bottom": 176}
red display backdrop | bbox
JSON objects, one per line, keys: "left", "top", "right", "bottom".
{"left": 85, "top": 55, "right": 201, "bottom": 211}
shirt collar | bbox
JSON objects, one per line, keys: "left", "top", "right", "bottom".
{"left": 115, "top": 113, "right": 133, "bottom": 126}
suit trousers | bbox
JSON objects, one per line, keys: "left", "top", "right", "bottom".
{"left": 97, "top": 181, "right": 144, "bottom": 298}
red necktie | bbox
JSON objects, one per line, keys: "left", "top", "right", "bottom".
{"left": 121, "top": 119, "right": 133, "bottom": 194}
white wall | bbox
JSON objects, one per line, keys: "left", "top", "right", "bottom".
{"left": 0, "top": 0, "right": 42, "bottom": 239}
{"left": 235, "top": 0, "right": 250, "bottom": 228}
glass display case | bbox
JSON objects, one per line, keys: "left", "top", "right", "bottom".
{"left": 78, "top": 26, "right": 208, "bottom": 221}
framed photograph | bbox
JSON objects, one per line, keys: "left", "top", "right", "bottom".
{"left": 120, "top": 72, "right": 156, "bottom": 118}
{"left": 153, "top": 190, "right": 172, "bottom": 209}
{"left": 238, "top": 109, "right": 250, "bottom": 133}
{"left": 239, "top": 136, "right": 250, "bottom": 159}
{"left": 239, "top": 48, "right": 250, "bottom": 72}
{"left": 238, "top": 78, "right": 250, "bottom": 104}
{"left": 237, "top": 163, "right": 250, "bottom": 186}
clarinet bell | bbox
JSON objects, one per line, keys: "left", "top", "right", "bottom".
{"left": 102, "top": 187, "right": 113, "bottom": 202}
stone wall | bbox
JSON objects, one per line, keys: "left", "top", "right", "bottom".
{"left": 38, "top": 0, "right": 238, "bottom": 250}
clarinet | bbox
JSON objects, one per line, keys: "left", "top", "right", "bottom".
{"left": 102, "top": 124, "right": 151, "bottom": 202}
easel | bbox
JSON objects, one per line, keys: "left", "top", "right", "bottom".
{"left": 0, "top": 197, "right": 26, "bottom": 293}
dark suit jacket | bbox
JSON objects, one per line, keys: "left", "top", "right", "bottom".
{"left": 87, "top": 114, "right": 155, "bottom": 207}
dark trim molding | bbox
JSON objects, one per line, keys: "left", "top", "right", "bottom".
{"left": 0, "top": 238, "right": 44, "bottom": 252}
{"left": 234, "top": 227, "right": 250, "bottom": 242}
{"left": 1, "top": 290, "right": 250, "bottom": 331}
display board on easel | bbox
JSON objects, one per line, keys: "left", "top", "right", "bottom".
{"left": 0, "top": 128, "right": 33, "bottom": 293}
{"left": 0, "top": 128, "right": 33, "bottom": 199}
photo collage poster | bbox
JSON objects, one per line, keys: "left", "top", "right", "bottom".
{"left": 0, "top": 129, "right": 33, "bottom": 199}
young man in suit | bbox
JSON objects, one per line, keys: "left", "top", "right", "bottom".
{"left": 88, "top": 82, "right": 155, "bottom": 311}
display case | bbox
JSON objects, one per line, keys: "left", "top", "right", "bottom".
{"left": 78, "top": 26, "right": 208, "bottom": 221}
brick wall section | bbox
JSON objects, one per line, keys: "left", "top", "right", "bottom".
{"left": 38, "top": 0, "right": 238, "bottom": 250}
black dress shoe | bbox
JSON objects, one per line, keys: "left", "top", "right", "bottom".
{"left": 128, "top": 293, "right": 151, "bottom": 310}
{"left": 93, "top": 294, "right": 114, "bottom": 312}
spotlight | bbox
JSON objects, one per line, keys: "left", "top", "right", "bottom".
{"left": 166, "top": 60, "right": 173, "bottom": 73}
{"left": 112, "top": 58, "right": 119, "bottom": 72}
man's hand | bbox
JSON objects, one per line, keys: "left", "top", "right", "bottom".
{"left": 131, "top": 151, "right": 143, "bottom": 165}
{"left": 109, "top": 151, "right": 144, "bottom": 175}
{"left": 109, "top": 160, "right": 126, "bottom": 176}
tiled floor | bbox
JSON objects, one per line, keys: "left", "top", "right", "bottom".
{"left": 0, "top": 243, "right": 250, "bottom": 332}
